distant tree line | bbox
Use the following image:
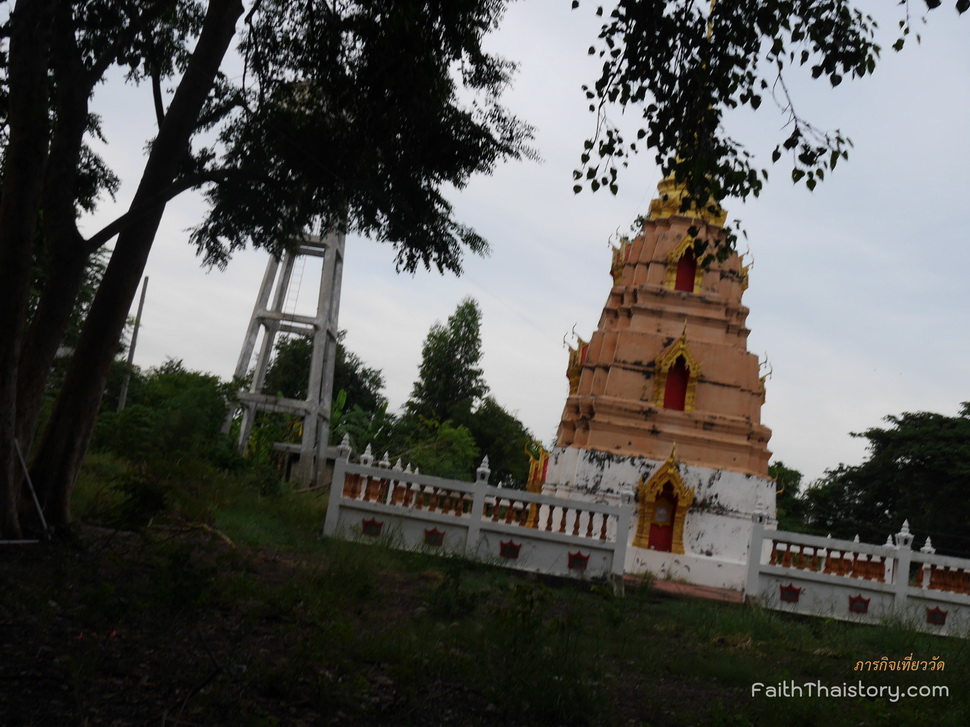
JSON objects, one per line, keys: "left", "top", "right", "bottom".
{"left": 86, "top": 296, "right": 534, "bottom": 500}
{"left": 771, "top": 404, "right": 970, "bottom": 558}
{"left": 262, "top": 297, "right": 534, "bottom": 486}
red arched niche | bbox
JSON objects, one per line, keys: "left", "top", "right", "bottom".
{"left": 674, "top": 246, "right": 697, "bottom": 292}
{"left": 663, "top": 355, "right": 690, "bottom": 411}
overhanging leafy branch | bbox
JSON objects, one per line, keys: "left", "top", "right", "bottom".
{"left": 573, "top": 0, "right": 962, "bottom": 253}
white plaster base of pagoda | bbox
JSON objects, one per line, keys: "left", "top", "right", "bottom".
{"left": 544, "top": 446, "right": 777, "bottom": 591}
{"left": 625, "top": 548, "right": 747, "bottom": 592}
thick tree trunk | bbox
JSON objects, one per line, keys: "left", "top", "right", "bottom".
{"left": 15, "top": 7, "right": 96, "bottom": 479}
{"left": 15, "top": 241, "right": 89, "bottom": 456}
{"left": 0, "top": 0, "right": 55, "bottom": 539}
{"left": 29, "top": 0, "right": 244, "bottom": 528}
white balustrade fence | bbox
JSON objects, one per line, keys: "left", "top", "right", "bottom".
{"left": 746, "top": 514, "right": 970, "bottom": 637}
{"left": 324, "top": 440, "right": 970, "bottom": 628}
{"left": 322, "top": 442, "right": 631, "bottom": 584}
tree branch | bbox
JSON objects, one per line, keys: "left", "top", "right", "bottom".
{"left": 84, "top": 169, "right": 231, "bottom": 253}
{"left": 83, "top": 0, "right": 178, "bottom": 90}
{"left": 150, "top": 54, "right": 167, "bottom": 128}
{"left": 194, "top": 89, "right": 245, "bottom": 131}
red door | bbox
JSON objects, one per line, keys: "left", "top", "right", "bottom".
{"left": 674, "top": 248, "right": 697, "bottom": 292}
{"left": 648, "top": 490, "right": 676, "bottom": 552}
{"left": 663, "top": 356, "right": 689, "bottom": 411}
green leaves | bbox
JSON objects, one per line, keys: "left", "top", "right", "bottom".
{"left": 93, "top": 361, "right": 238, "bottom": 466}
{"left": 408, "top": 298, "right": 488, "bottom": 423}
{"left": 803, "top": 404, "right": 970, "bottom": 556}
{"left": 192, "top": 0, "right": 534, "bottom": 276}
{"left": 572, "top": 0, "right": 941, "bottom": 254}
{"left": 263, "top": 332, "right": 386, "bottom": 414}
{"left": 399, "top": 297, "right": 533, "bottom": 484}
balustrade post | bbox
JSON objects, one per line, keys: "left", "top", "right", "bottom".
{"left": 612, "top": 486, "right": 634, "bottom": 584}
{"left": 745, "top": 508, "right": 766, "bottom": 601}
{"left": 402, "top": 480, "right": 414, "bottom": 507}
{"left": 476, "top": 456, "right": 491, "bottom": 485}
{"left": 322, "top": 442, "right": 352, "bottom": 537}
{"left": 919, "top": 537, "right": 935, "bottom": 588}
{"left": 780, "top": 542, "right": 792, "bottom": 568}
{"left": 336, "top": 434, "right": 352, "bottom": 463}
{"left": 466, "top": 457, "right": 490, "bottom": 559}
{"left": 504, "top": 499, "right": 516, "bottom": 524}
{"left": 892, "top": 519, "right": 914, "bottom": 613}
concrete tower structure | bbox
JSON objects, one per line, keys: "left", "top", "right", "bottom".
{"left": 544, "top": 177, "right": 776, "bottom": 589}
{"left": 227, "top": 231, "right": 344, "bottom": 487}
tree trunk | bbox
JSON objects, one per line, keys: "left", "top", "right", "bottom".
{"left": 15, "top": 240, "right": 89, "bottom": 456}
{"left": 0, "top": 0, "right": 55, "bottom": 539}
{"left": 15, "top": 7, "right": 96, "bottom": 480}
{"left": 29, "top": 0, "right": 244, "bottom": 528}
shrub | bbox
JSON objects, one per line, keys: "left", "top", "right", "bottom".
{"left": 92, "top": 359, "right": 241, "bottom": 468}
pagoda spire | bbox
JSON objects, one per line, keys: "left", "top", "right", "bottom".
{"left": 647, "top": 173, "right": 727, "bottom": 227}
{"left": 555, "top": 177, "right": 770, "bottom": 477}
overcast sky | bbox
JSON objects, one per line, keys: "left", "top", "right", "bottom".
{"left": 85, "top": 1, "right": 970, "bottom": 484}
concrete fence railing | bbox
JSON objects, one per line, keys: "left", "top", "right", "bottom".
{"left": 322, "top": 440, "right": 631, "bottom": 585}
{"left": 746, "top": 513, "right": 970, "bottom": 637}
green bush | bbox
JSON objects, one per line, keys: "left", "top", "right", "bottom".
{"left": 92, "top": 359, "right": 241, "bottom": 468}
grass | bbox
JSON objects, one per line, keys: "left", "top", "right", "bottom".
{"left": 10, "top": 454, "right": 967, "bottom": 726}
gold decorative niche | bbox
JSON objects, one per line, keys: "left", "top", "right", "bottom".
{"left": 652, "top": 331, "right": 702, "bottom": 412}
{"left": 633, "top": 450, "right": 695, "bottom": 554}
{"left": 664, "top": 235, "right": 705, "bottom": 294}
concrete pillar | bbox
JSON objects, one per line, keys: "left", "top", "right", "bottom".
{"left": 227, "top": 231, "right": 345, "bottom": 486}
